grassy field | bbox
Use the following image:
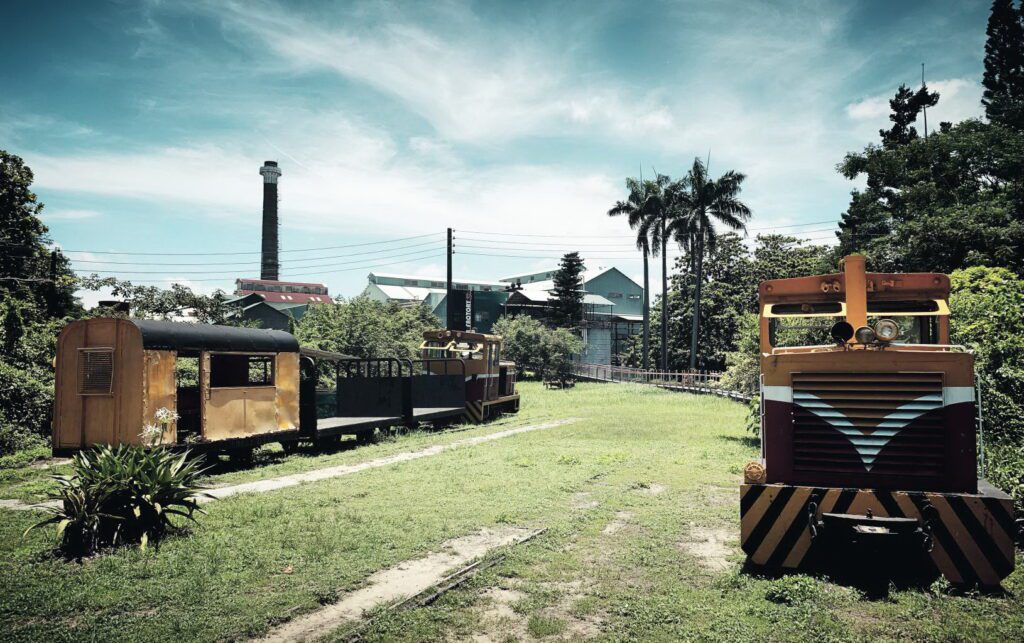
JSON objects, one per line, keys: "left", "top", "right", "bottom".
{"left": 1, "top": 382, "right": 1022, "bottom": 642}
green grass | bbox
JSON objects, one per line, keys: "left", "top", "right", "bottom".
{"left": 2, "top": 382, "right": 1022, "bottom": 642}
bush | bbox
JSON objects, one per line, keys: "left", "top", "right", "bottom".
{"left": 0, "top": 358, "right": 53, "bottom": 453}
{"left": 27, "top": 445, "right": 208, "bottom": 557}
{"left": 764, "top": 575, "right": 819, "bottom": 605}
{"left": 949, "top": 267, "right": 1024, "bottom": 512}
{"left": 491, "top": 315, "right": 583, "bottom": 381}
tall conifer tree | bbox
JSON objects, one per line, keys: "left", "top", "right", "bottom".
{"left": 550, "top": 252, "right": 585, "bottom": 330}
{"left": 982, "top": 0, "right": 1024, "bottom": 127}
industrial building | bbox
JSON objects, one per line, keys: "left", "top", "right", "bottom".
{"left": 361, "top": 267, "right": 644, "bottom": 364}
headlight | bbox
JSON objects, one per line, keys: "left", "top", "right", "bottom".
{"left": 830, "top": 321, "right": 854, "bottom": 343}
{"left": 874, "top": 318, "right": 900, "bottom": 342}
{"left": 854, "top": 326, "right": 876, "bottom": 344}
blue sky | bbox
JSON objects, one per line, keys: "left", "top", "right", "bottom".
{"left": 0, "top": 0, "right": 993, "bottom": 302}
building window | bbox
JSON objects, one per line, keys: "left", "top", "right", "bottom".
{"left": 78, "top": 348, "right": 114, "bottom": 395}
{"left": 430, "top": 281, "right": 443, "bottom": 288}
{"left": 404, "top": 279, "right": 419, "bottom": 286}
{"left": 608, "top": 292, "right": 623, "bottom": 299}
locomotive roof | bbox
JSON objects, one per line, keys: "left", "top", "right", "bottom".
{"left": 130, "top": 319, "right": 300, "bottom": 353}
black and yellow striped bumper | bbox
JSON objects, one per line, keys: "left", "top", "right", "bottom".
{"left": 740, "top": 482, "right": 1017, "bottom": 587}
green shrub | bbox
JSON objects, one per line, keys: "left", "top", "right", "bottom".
{"left": 0, "top": 358, "right": 52, "bottom": 447}
{"left": 492, "top": 315, "right": 584, "bottom": 381}
{"left": 764, "top": 575, "right": 819, "bottom": 605}
{"left": 27, "top": 445, "right": 208, "bottom": 557}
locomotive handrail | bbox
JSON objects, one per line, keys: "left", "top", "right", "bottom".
{"left": 408, "top": 358, "right": 467, "bottom": 377}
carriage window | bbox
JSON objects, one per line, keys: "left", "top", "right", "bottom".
{"left": 209, "top": 354, "right": 275, "bottom": 387}
{"left": 78, "top": 348, "right": 114, "bottom": 395}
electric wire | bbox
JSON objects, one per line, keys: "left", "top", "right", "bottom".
{"left": 77, "top": 246, "right": 445, "bottom": 276}
{"left": 63, "top": 239, "right": 442, "bottom": 267}
{"left": 0, "top": 232, "right": 445, "bottom": 256}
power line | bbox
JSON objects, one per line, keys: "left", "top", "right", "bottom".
{"left": 81, "top": 252, "right": 448, "bottom": 284}
{"left": 7, "top": 232, "right": 445, "bottom": 257}
{"left": 64, "top": 239, "right": 443, "bottom": 267}
{"left": 79, "top": 247, "right": 444, "bottom": 276}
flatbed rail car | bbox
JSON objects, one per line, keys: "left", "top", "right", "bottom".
{"left": 421, "top": 330, "right": 520, "bottom": 421}
{"left": 741, "top": 255, "right": 1016, "bottom": 588}
{"left": 52, "top": 319, "right": 519, "bottom": 455}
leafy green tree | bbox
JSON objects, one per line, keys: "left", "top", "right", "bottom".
{"left": 294, "top": 297, "right": 440, "bottom": 362}
{"left": 492, "top": 314, "right": 583, "bottom": 380}
{"left": 983, "top": 0, "right": 1024, "bottom": 128}
{"left": 550, "top": 252, "right": 585, "bottom": 330}
{"left": 77, "top": 276, "right": 237, "bottom": 325}
{"left": 0, "top": 151, "right": 78, "bottom": 318}
{"left": 836, "top": 119, "right": 1024, "bottom": 273}
{"left": 668, "top": 157, "right": 752, "bottom": 369}
{"left": 608, "top": 177, "right": 658, "bottom": 370}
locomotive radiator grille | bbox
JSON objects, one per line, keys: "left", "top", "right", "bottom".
{"left": 791, "top": 372, "right": 944, "bottom": 476}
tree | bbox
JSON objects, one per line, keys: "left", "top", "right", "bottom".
{"left": 879, "top": 84, "right": 940, "bottom": 147}
{"left": 492, "top": 315, "right": 583, "bottom": 381}
{"left": 0, "top": 151, "right": 78, "bottom": 318}
{"left": 982, "top": 0, "right": 1024, "bottom": 128}
{"left": 294, "top": 296, "right": 440, "bottom": 362}
{"left": 668, "top": 157, "right": 752, "bottom": 369}
{"left": 836, "top": 119, "right": 1024, "bottom": 274}
{"left": 608, "top": 177, "right": 658, "bottom": 370}
{"left": 550, "top": 252, "right": 585, "bottom": 329}
{"left": 77, "top": 276, "right": 236, "bottom": 324}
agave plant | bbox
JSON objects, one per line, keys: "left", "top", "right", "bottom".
{"left": 27, "top": 445, "right": 209, "bottom": 556}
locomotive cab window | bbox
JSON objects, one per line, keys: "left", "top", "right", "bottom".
{"left": 208, "top": 353, "right": 276, "bottom": 388}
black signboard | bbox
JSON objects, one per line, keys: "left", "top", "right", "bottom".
{"left": 447, "top": 289, "right": 474, "bottom": 331}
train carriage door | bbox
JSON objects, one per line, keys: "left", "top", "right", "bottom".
{"left": 201, "top": 352, "right": 277, "bottom": 440}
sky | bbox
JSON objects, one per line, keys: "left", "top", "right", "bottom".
{"left": 0, "top": 0, "right": 993, "bottom": 303}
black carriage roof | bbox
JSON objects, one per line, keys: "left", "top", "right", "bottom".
{"left": 130, "top": 319, "right": 299, "bottom": 353}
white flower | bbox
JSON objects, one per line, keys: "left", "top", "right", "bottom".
{"left": 154, "top": 407, "right": 180, "bottom": 423}
{"left": 140, "top": 423, "right": 163, "bottom": 448}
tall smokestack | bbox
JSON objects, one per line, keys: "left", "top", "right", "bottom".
{"left": 259, "top": 161, "right": 282, "bottom": 281}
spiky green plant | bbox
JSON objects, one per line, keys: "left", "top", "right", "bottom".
{"left": 26, "top": 445, "right": 209, "bottom": 556}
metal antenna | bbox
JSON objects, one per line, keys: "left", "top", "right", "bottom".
{"left": 922, "top": 63, "right": 929, "bottom": 140}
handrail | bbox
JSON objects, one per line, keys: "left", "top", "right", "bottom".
{"left": 572, "top": 363, "right": 752, "bottom": 402}
{"left": 408, "top": 358, "right": 467, "bottom": 377}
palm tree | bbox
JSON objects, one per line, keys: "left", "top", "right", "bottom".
{"left": 669, "top": 158, "right": 751, "bottom": 369}
{"left": 608, "top": 177, "right": 656, "bottom": 370}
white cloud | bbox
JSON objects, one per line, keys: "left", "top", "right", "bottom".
{"left": 194, "top": 0, "right": 674, "bottom": 144}
{"left": 42, "top": 208, "right": 101, "bottom": 221}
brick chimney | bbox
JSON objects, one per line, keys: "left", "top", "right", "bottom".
{"left": 259, "top": 161, "right": 282, "bottom": 281}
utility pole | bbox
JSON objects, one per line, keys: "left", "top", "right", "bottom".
{"left": 446, "top": 227, "right": 453, "bottom": 328}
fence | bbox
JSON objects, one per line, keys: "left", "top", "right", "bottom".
{"left": 573, "top": 363, "right": 752, "bottom": 402}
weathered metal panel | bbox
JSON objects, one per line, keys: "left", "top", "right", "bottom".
{"left": 275, "top": 352, "right": 300, "bottom": 431}
{"left": 143, "top": 349, "right": 178, "bottom": 445}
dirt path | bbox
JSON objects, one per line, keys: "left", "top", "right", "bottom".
{"left": 0, "top": 419, "right": 576, "bottom": 511}
{"left": 255, "top": 526, "right": 541, "bottom": 643}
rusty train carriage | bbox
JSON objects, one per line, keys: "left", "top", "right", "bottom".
{"left": 53, "top": 318, "right": 302, "bottom": 454}
{"left": 742, "top": 255, "right": 1016, "bottom": 587}
{"left": 53, "top": 320, "right": 520, "bottom": 455}
{"left": 420, "top": 330, "right": 520, "bottom": 422}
